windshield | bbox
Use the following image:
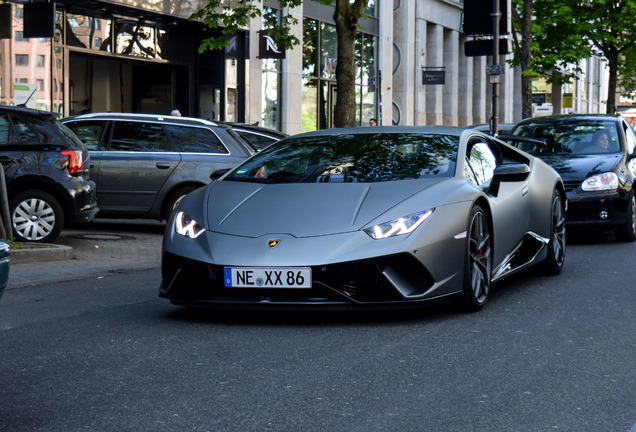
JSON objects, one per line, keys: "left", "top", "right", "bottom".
{"left": 511, "top": 119, "right": 621, "bottom": 155}
{"left": 225, "top": 133, "right": 458, "bottom": 184}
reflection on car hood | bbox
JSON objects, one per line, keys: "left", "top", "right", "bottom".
{"left": 538, "top": 154, "right": 621, "bottom": 181}
{"left": 205, "top": 179, "right": 445, "bottom": 237}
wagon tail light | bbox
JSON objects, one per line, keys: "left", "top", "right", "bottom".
{"left": 61, "top": 150, "right": 86, "bottom": 175}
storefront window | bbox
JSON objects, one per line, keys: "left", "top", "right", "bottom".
{"left": 66, "top": 14, "right": 111, "bottom": 51}
{"left": 302, "top": 17, "right": 378, "bottom": 130}
{"left": 302, "top": 77, "right": 318, "bottom": 132}
{"left": 115, "top": 19, "right": 161, "bottom": 58}
{"left": 261, "top": 7, "right": 282, "bottom": 130}
{"left": 320, "top": 23, "right": 337, "bottom": 81}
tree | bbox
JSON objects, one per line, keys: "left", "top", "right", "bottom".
{"left": 518, "top": 0, "right": 636, "bottom": 115}
{"left": 191, "top": 0, "right": 370, "bottom": 128}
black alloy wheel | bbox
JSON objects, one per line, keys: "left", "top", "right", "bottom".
{"left": 460, "top": 205, "right": 492, "bottom": 312}
{"left": 541, "top": 190, "right": 566, "bottom": 274}
{"left": 615, "top": 192, "right": 636, "bottom": 243}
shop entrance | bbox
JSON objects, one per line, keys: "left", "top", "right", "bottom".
{"left": 68, "top": 53, "right": 188, "bottom": 116}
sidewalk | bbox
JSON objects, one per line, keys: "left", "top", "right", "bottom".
{"left": 8, "top": 219, "right": 165, "bottom": 289}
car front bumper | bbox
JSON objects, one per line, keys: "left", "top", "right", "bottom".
{"left": 564, "top": 187, "right": 631, "bottom": 230}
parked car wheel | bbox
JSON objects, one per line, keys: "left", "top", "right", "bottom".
{"left": 615, "top": 192, "right": 636, "bottom": 242}
{"left": 460, "top": 205, "right": 492, "bottom": 312}
{"left": 10, "top": 190, "right": 64, "bottom": 243}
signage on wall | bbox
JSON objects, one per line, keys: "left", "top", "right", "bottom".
{"left": 422, "top": 67, "right": 445, "bottom": 85}
{"left": 258, "top": 30, "right": 285, "bottom": 59}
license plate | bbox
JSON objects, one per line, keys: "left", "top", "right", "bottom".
{"left": 224, "top": 267, "right": 312, "bottom": 288}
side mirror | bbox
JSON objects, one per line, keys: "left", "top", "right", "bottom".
{"left": 489, "top": 163, "right": 531, "bottom": 196}
{"left": 210, "top": 168, "right": 230, "bottom": 181}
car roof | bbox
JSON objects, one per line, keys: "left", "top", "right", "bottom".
{"left": 64, "top": 112, "right": 220, "bottom": 127}
{"left": 515, "top": 114, "right": 624, "bottom": 125}
{"left": 219, "top": 122, "right": 288, "bottom": 136}
{"left": 0, "top": 104, "right": 59, "bottom": 121}
{"left": 295, "top": 125, "right": 468, "bottom": 138}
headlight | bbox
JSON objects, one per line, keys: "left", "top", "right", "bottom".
{"left": 364, "top": 209, "right": 434, "bottom": 239}
{"left": 174, "top": 210, "right": 205, "bottom": 239}
{"left": 581, "top": 172, "right": 618, "bottom": 191}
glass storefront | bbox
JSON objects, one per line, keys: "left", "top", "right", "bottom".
{"left": 302, "top": 17, "right": 378, "bottom": 131}
{"left": 261, "top": 7, "right": 282, "bottom": 130}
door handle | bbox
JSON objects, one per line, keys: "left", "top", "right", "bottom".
{"left": 156, "top": 163, "right": 171, "bottom": 169}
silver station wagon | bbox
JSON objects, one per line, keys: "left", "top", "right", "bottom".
{"left": 63, "top": 113, "right": 255, "bottom": 221}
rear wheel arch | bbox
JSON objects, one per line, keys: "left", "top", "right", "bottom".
{"left": 161, "top": 182, "right": 205, "bottom": 221}
{"left": 6, "top": 178, "right": 70, "bottom": 219}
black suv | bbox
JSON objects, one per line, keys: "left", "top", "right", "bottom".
{"left": 62, "top": 113, "right": 255, "bottom": 221}
{"left": 0, "top": 106, "right": 98, "bottom": 243}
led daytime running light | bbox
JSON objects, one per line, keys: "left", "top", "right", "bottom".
{"left": 174, "top": 210, "right": 205, "bottom": 239}
{"left": 365, "top": 209, "right": 434, "bottom": 239}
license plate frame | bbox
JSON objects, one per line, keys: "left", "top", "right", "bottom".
{"left": 224, "top": 267, "right": 312, "bottom": 288}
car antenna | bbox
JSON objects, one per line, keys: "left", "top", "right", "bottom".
{"left": 16, "top": 88, "right": 37, "bottom": 108}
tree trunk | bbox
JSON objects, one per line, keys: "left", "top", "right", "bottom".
{"left": 333, "top": 0, "right": 365, "bottom": 128}
{"left": 520, "top": 0, "right": 533, "bottom": 119}
{"left": 606, "top": 53, "right": 618, "bottom": 114}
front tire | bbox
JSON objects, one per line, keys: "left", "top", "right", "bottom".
{"left": 615, "top": 192, "right": 636, "bottom": 242}
{"left": 10, "top": 190, "right": 64, "bottom": 243}
{"left": 540, "top": 190, "right": 566, "bottom": 275}
{"left": 460, "top": 205, "right": 492, "bottom": 312}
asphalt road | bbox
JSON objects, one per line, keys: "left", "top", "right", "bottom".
{"left": 0, "top": 231, "right": 635, "bottom": 431}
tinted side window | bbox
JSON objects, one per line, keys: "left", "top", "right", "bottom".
{"left": 13, "top": 117, "right": 41, "bottom": 144}
{"left": 165, "top": 125, "right": 229, "bottom": 154}
{"left": 0, "top": 114, "right": 10, "bottom": 145}
{"left": 65, "top": 120, "right": 107, "bottom": 150}
{"left": 237, "top": 130, "right": 277, "bottom": 150}
{"left": 110, "top": 121, "right": 171, "bottom": 151}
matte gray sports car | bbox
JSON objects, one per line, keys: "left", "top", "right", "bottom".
{"left": 160, "top": 126, "right": 566, "bottom": 311}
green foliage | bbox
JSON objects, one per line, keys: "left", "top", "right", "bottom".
{"left": 190, "top": 0, "right": 303, "bottom": 52}
{"left": 531, "top": 0, "right": 636, "bottom": 92}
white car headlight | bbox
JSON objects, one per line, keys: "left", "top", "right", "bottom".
{"left": 174, "top": 210, "right": 205, "bottom": 239}
{"left": 364, "top": 209, "right": 434, "bottom": 239}
{"left": 581, "top": 172, "right": 618, "bottom": 191}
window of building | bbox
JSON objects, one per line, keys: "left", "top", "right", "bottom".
{"left": 37, "top": 55, "right": 46, "bottom": 67}
{"left": 115, "top": 19, "right": 160, "bottom": 58}
{"left": 15, "top": 31, "right": 24, "bottom": 42}
{"left": 36, "top": 79, "right": 44, "bottom": 91}
{"left": 15, "top": 54, "right": 28, "bottom": 66}
{"left": 261, "top": 7, "right": 282, "bottom": 130}
{"left": 302, "top": 18, "right": 378, "bottom": 131}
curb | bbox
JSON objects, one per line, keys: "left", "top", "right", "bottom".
{"left": 10, "top": 243, "right": 74, "bottom": 264}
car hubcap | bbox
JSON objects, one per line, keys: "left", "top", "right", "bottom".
{"left": 13, "top": 198, "right": 56, "bottom": 241}
{"left": 469, "top": 211, "right": 491, "bottom": 304}
{"left": 552, "top": 195, "right": 566, "bottom": 266}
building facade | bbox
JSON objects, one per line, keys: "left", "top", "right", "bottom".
{"left": 0, "top": 0, "right": 610, "bottom": 134}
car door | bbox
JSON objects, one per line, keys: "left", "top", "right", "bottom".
{"left": 165, "top": 124, "right": 250, "bottom": 180}
{"left": 98, "top": 120, "right": 181, "bottom": 215}
{"left": 466, "top": 140, "right": 531, "bottom": 268}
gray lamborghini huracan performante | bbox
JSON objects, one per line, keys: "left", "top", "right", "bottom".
{"left": 159, "top": 126, "right": 566, "bottom": 312}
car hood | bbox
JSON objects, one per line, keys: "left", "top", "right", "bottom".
{"left": 204, "top": 179, "right": 446, "bottom": 237}
{"left": 538, "top": 153, "right": 621, "bottom": 181}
